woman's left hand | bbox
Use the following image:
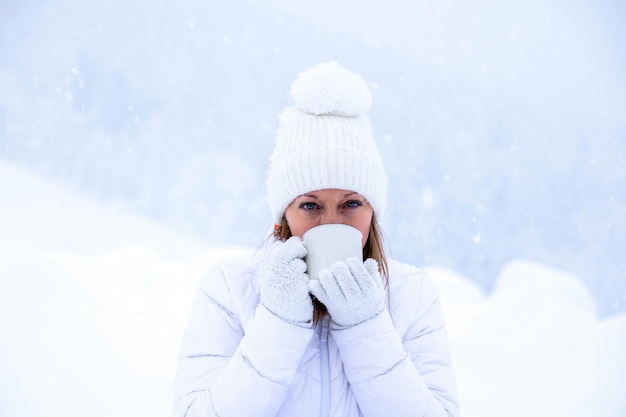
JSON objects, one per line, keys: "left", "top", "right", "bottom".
{"left": 309, "top": 258, "right": 385, "bottom": 327}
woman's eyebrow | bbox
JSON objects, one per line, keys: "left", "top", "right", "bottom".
{"left": 301, "top": 192, "right": 359, "bottom": 199}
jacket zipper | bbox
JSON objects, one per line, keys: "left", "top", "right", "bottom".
{"left": 319, "top": 316, "right": 331, "bottom": 417}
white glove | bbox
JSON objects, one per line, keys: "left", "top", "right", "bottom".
{"left": 258, "top": 236, "right": 313, "bottom": 325}
{"left": 309, "top": 257, "right": 385, "bottom": 328}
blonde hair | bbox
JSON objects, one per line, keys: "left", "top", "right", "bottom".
{"left": 273, "top": 215, "right": 389, "bottom": 324}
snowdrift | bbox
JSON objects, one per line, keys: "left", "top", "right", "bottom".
{"left": 1, "top": 160, "right": 624, "bottom": 417}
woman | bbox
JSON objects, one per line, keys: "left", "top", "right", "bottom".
{"left": 172, "top": 62, "right": 459, "bottom": 417}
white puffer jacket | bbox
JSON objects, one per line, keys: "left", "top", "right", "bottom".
{"left": 173, "top": 251, "right": 459, "bottom": 417}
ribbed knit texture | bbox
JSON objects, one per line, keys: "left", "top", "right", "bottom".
{"left": 266, "top": 62, "right": 388, "bottom": 223}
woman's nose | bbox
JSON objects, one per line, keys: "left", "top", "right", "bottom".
{"left": 320, "top": 209, "right": 341, "bottom": 225}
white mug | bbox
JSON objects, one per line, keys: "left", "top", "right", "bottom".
{"left": 302, "top": 224, "right": 363, "bottom": 279}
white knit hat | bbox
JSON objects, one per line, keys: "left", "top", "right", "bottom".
{"left": 267, "top": 61, "right": 388, "bottom": 224}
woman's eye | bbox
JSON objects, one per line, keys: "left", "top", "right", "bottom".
{"left": 299, "top": 202, "right": 318, "bottom": 211}
{"left": 345, "top": 200, "right": 363, "bottom": 209}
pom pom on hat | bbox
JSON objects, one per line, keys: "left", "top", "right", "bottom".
{"left": 290, "top": 61, "right": 372, "bottom": 117}
{"left": 267, "top": 61, "right": 388, "bottom": 224}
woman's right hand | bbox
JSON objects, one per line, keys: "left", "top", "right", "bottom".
{"left": 258, "top": 236, "right": 313, "bottom": 325}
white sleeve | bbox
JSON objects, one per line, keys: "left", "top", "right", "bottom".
{"left": 172, "top": 265, "right": 314, "bottom": 417}
{"left": 331, "top": 274, "right": 459, "bottom": 417}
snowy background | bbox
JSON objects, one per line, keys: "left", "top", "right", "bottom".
{"left": 1, "top": 0, "right": 625, "bottom": 416}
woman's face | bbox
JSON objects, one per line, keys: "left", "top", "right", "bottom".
{"left": 284, "top": 188, "right": 373, "bottom": 247}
